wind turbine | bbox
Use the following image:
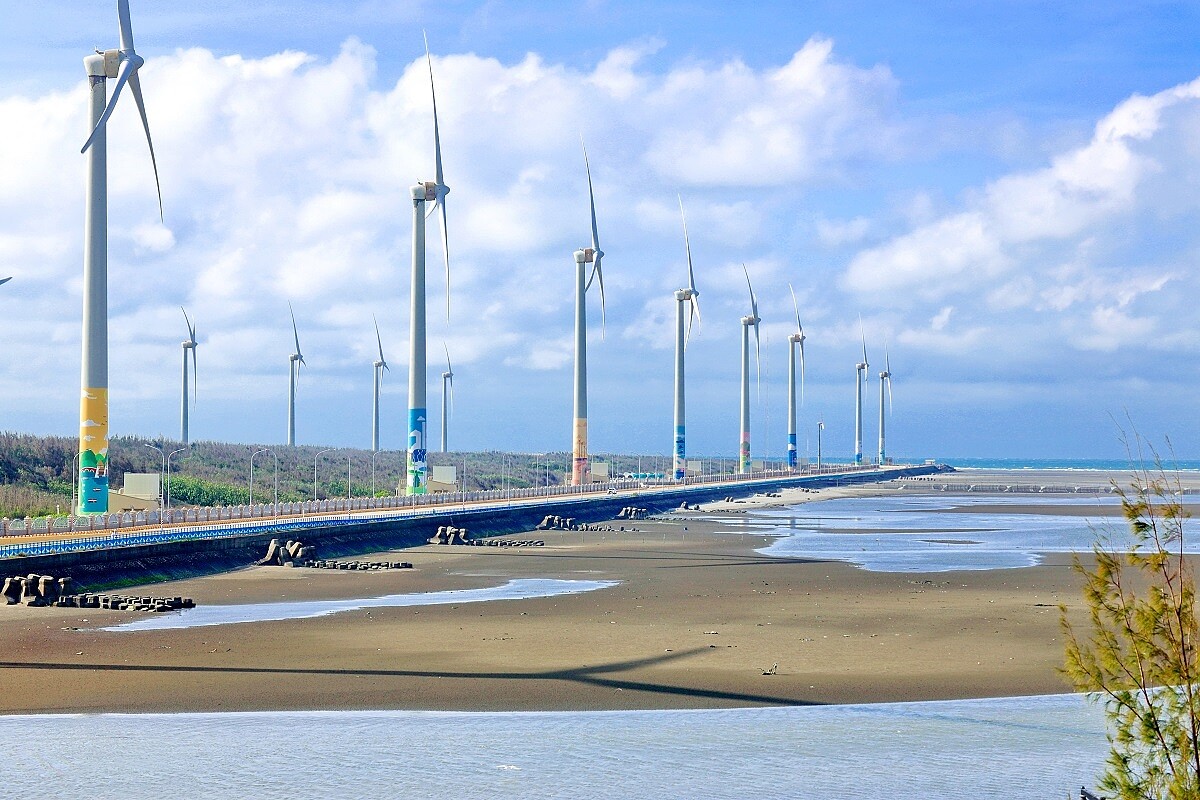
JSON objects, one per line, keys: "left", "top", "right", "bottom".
{"left": 739, "top": 264, "right": 761, "bottom": 475}
{"left": 854, "top": 321, "right": 869, "bottom": 465}
{"left": 440, "top": 343, "right": 454, "bottom": 453}
{"left": 180, "top": 307, "right": 197, "bottom": 445}
{"left": 78, "top": 0, "right": 163, "bottom": 514}
{"left": 371, "top": 315, "right": 388, "bottom": 453}
{"left": 878, "top": 347, "right": 893, "bottom": 465}
{"left": 569, "top": 139, "right": 607, "bottom": 487}
{"left": 287, "top": 304, "right": 305, "bottom": 447}
{"left": 786, "top": 284, "right": 806, "bottom": 470}
{"left": 405, "top": 33, "right": 451, "bottom": 495}
{"left": 672, "top": 196, "right": 701, "bottom": 481}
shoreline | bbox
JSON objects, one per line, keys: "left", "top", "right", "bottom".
{"left": 0, "top": 468, "right": 1175, "bottom": 716}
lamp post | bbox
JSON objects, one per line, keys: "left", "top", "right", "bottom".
{"left": 69, "top": 452, "right": 83, "bottom": 518}
{"left": 250, "top": 448, "right": 269, "bottom": 507}
{"left": 143, "top": 443, "right": 165, "bottom": 515}
{"left": 371, "top": 450, "right": 384, "bottom": 497}
{"left": 313, "top": 448, "right": 334, "bottom": 500}
{"left": 817, "top": 421, "right": 825, "bottom": 472}
{"left": 346, "top": 455, "right": 352, "bottom": 501}
{"left": 166, "top": 447, "right": 186, "bottom": 513}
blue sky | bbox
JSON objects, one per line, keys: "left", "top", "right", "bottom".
{"left": 2, "top": 0, "right": 1200, "bottom": 461}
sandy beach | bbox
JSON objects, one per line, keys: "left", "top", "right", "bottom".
{"left": 0, "top": 473, "right": 1149, "bottom": 715}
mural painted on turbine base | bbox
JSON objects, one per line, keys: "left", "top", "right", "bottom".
{"left": 78, "top": 388, "right": 109, "bottom": 514}
{"left": 787, "top": 433, "right": 797, "bottom": 469}
{"left": 673, "top": 426, "right": 686, "bottom": 481}
{"left": 739, "top": 432, "right": 751, "bottom": 474}
{"left": 407, "top": 408, "right": 427, "bottom": 495}
{"left": 572, "top": 418, "right": 589, "bottom": 485}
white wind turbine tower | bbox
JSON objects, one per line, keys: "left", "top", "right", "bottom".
{"left": 371, "top": 315, "right": 388, "bottom": 453}
{"left": 672, "top": 196, "right": 701, "bottom": 482}
{"left": 568, "top": 139, "right": 607, "bottom": 487}
{"left": 878, "top": 347, "right": 893, "bottom": 465}
{"left": 77, "top": 0, "right": 163, "bottom": 514}
{"left": 180, "top": 307, "right": 197, "bottom": 445}
{"left": 738, "top": 264, "right": 761, "bottom": 475}
{"left": 287, "top": 304, "right": 305, "bottom": 447}
{"left": 405, "top": 33, "right": 451, "bottom": 495}
{"left": 440, "top": 343, "right": 454, "bottom": 453}
{"left": 786, "top": 284, "right": 806, "bottom": 470}
{"left": 854, "top": 321, "right": 869, "bottom": 465}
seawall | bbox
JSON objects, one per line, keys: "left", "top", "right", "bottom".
{"left": 0, "top": 464, "right": 947, "bottom": 590}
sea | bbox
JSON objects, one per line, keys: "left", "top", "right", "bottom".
{"left": 4, "top": 478, "right": 1131, "bottom": 796}
{"left": 3, "top": 694, "right": 1107, "bottom": 798}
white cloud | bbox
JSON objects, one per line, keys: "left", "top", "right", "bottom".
{"left": 841, "top": 74, "right": 1200, "bottom": 361}
{"left": 816, "top": 216, "right": 870, "bottom": 247}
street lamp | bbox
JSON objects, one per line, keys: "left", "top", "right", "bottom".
{"left": 346, "top": 455, "right": 352, "bottom": 501}
{"left": 250, "top": 448, "right": 268, "bottom": 507}
{"left": 817, "top": 421, "right": 825, "bottom": 472}
{"left": 143, "top": 443, "right": 165, "bottom": 515}
{"left": 313, "top": 448, "right": 335, "bottom": 500}
{"left": 69, "top": 451, "right": 83, "bottom": 517}
{"left": 370, "top": 450, "right": 384, "bottom": 497}
{"left": 166, "top": 447, "right": 187, "bottom": 513}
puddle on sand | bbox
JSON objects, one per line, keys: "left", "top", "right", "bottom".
{"left": 100, "top": 578, "right": 618, "bottom": 632}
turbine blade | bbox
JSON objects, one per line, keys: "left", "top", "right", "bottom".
{"left": 424, "top": 32, "right": 444, "bottom": 188}
{"left": 191, "top": 343, "right": 198, "bottom": 408}
{"left": 887, "top": 375, "right": 894, "bottom": 415}
{"left": 449, "top": 374, "right": 455, "bottom": 415}
{"left": 789, "top": 283, "right": 801, "bottom": 331}
{"left": 444, "top": 341, "right": 452, "bottom": 376}
{"left": 373, "top": 314, "right": 386, "bottom": 363}
{"left": 754, "top": 322, "right": 761, "bottom": 379}
{"left": 859, "top": 315, "right": 868, "bottom": 368}
{"left": 180, "top": 306, "right": 193, "bottom": 341}
{"left": 679, "top": 195, "right": 696, "bottom": 293}
{"left": 582, "top": 137, "right": 600, "bottom": 255}
{"left": 118, "top": 0, "right": 135, "bottom": 52}
{"left": 742, "top": 263, "right": 758, "bottom": 321}
{"left": 290, "top": 302, "right": 302, "bottom": 358}
{"left": 594, "top": 257, "right": 607, "bottom": 337}
{"left": 439, "top": 197, "right": 450, "bottom": 319}
{"left": 0, "top": 277, "right": 10, "bottom": 286}
{"left": 799, "top": 340, "right": 806, "bottom": 407}
{"left": 885, "top": 345, "right": 891, "bottom": 376}
{"left": 128, "top": 72, "right": 164, "bottom": 222}
{"left": 81, "top": 57, "right": 135, "bottom": 154}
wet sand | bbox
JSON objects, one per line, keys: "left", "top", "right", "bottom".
{"left": 0, "top": 480, "right": 1107, "bottom": 714}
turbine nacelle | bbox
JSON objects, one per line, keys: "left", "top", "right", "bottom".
{"left": 789, "top": 331, "right": 805, "bottom": 344}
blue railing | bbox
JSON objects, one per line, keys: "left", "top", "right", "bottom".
{"left": 0, "top": 463, "right": 924, "bottom": 561}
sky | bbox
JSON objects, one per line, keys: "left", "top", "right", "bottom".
{"left": 2, "top": 0, "right": 1200, "bottom": 462}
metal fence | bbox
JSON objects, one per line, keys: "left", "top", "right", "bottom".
{"left": 0, "top": 463, "right": 892, "bottom": 560}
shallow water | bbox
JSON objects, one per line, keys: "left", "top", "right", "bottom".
{"left": 101, "top": 578, "right": 619, "bottom": 632}
{"left": 0, "top": 693, "right": 1107, "bottom": 798}
{"left": 755, "top": 493, "right": 1191, "bottom": 572}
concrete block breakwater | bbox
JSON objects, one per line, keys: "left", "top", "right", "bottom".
{"left": 2, "top": 573, "right": 193, "bottom": 612}
{"left": 262, "top": 538, "right": 412, "bottom": 571}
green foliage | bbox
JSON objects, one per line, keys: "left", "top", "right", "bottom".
{"left": 1061, "top": 452, "right": 1200, "bottom": 799}
{"left": 167, "top": 475, "right": 248, "bottom": 507}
